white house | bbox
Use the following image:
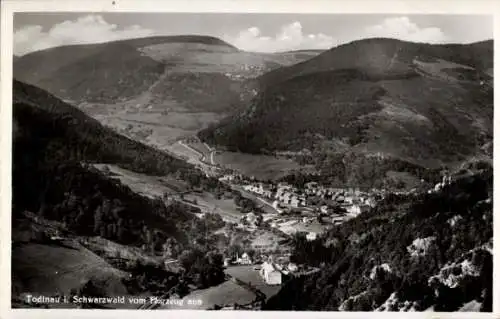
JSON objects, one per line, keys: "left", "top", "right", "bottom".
{"left": 219, "top": 175, "right": 235, "bottom": 182}
{"left": 306, "top": 232, "right": 318, "bottom": 241}
{"left": 290, "top": 196, "right": 303, "bottom": 207}
{"left": 344, "top": 196, "right": 355, "bottom": 204}
{"left": 364, "top": 197, "right": 377, "bottom": 207}
{"left": 246, "top": 212, "right": 257, "bottom": 225}
{"left": 259, "top": 262, "right": 282, "bottom": 285}
{"left": 346, "top": 204, "right": 370, "bottom": 217}
{"left": 287, "top": 263, "right": 298, "bottom": 272}
{"left": 320, "top": 205, "right": 329, "bottom": 214}
{"left": 237, "top": 252, "right": 253, "bottom": 265}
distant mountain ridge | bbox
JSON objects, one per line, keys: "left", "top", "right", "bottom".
{"left": 255, "top": 38, "right": 493, "bottom": 90}
{"left": 14, "top": 34, "right": 322, "bottom": 148}
{"left": 199, "top": 38, "right": 493, "bottom": 188}
{"left": 13, "top": 34, "right": 318, "bottom": 104}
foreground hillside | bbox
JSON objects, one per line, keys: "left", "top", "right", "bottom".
{"left": 14, "top": 36, "right": 322, "bottom": 147}
{"left": 12, "top": 80, "right": 232, "bottom": 302}
{"left": 264, "top": 165, "right": 493, "bottom": 311}
{"left": 200, "top": 38, "right": 493, "bottom": 188}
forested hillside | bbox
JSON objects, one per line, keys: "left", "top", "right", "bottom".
{"left": 12, "top": 80, "right": 230, "bottom": 293}
{"left": 12, "top": 81, "right": 233, "bottom": 296}
{"left": 200, "top": 38, "right": 493, "bottom": 188}
{"left": 264, "top": 166, "right": 493, "bottom": 311}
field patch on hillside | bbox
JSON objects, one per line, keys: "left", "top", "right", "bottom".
{"left": 92, "top": 164, "right": 189, "bottom": 197}
{"left": 215, "top": 151, "right": 311, "bottom": 181}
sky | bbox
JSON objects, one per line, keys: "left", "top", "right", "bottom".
{"left": 13, "top": 13, "right": 494, "bottom": 56}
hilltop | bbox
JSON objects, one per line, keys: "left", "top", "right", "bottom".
{"left": 199, "top": 38, "right": 493, "bottom": 188}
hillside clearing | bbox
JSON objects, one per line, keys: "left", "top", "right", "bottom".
{"left": 12, "top": 241, "right": 129, "bottom": 298}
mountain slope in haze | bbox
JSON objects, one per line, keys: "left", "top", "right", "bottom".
{"left": 14, "top": 35, "right": 322, "bottom": 147}
{"left": 13, "top": 79, "right": 195, "bottom": 177}
{"left": 14, "top": 35, "right": 322, "bottom": 106}
{"left": 14, "top": 36, "right": 236, "bottom": 104}
{"left": 255, "top": 38, "right": 493, "bottom": 89}
{"left": 199, "top": 38, "right": 493, "bottom": 188}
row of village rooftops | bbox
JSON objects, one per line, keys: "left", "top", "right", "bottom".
{"left": 241, "top": 180, "right": 380, "bottom": 212}
{"left": 226, "top": 172, "right": 455, "bottom": 205}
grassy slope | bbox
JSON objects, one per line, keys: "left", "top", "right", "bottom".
{"left": 12, "top": 241, "right": 129, "bottom": 297}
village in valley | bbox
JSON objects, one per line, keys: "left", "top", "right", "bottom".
{"left": 87, "top": 143, "right": 456, "bottom": 310}
{"left": 210, "top": 167, "right": 456, "bottom": 288}
{"left": 203, "top": 170, "right": 386, "bottom": 291}
{"left": 220, "top": 171, "right": 383, "bottom": 236}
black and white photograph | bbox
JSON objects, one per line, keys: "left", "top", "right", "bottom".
{"left": 3, "top": 0, "right": 496, "bottom": 315}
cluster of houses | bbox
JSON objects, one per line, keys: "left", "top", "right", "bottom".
{"left": 243, "top": 184, "right": 274, "bottom": 199}
{"left": 240, "top": 180, "right": 379, "bottom": 222}
{"left": 428, "top": 173, "right": 453, "bottom": 194}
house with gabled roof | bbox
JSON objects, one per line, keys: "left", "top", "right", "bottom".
{"left": 259, "top": 261, "right": 282, "bottom": 285}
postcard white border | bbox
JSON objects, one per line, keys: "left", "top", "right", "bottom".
{"left": 1, "top": 0, "right": 498, "bottom": 319}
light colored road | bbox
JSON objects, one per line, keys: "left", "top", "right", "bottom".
{"left": 177, "top": 140, "right": 203, "bottom": 161}
{"left": 210, "top": 151, "right": 216, "bottom": 165}
{"left": 177, "top": 140, "right": 219, "bottom": 168}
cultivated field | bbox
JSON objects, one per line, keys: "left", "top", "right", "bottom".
{"left": 225, "top": 265, "right": 282, "bottom": 300}
{"left": 214, "top": 151, "right": 309, "bottom": 181}
{"left": 80, "top": 93, "right": 225, "bottom": 151}
{"left": 92, "top": 164, "right": 189, "bottom": 198}
{"left": 181, "top": 192, "right": 242, "bottom": 223}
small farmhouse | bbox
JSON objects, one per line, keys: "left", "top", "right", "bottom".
{"left": 306, "top": 232, "right": 318, "bottom": 241}
{"left": 346, "top": 204, "right": 371, "bottom": 217}
{"left": 287, "top": 262, "right": 298, "bottom": 272}
{"left": 259, "top": 262, "right": 282, "bottom": 285}
{"left": 237, "top": 252, "right": 253, "bottom": 265}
